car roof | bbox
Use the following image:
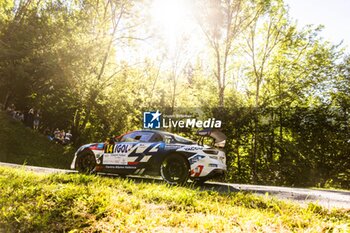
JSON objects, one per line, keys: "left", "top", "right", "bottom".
{"left": 130, "top": 129, "right": 195, "bottom": 140}
{"left": 120, "top": 129, "right": 196, "bottom": 144}
{"left": 130, "top": 129, "right": 176, "bottom": 137}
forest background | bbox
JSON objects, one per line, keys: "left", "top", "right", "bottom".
{"left": 0, "top": 0, "right": 349, "bottom": 188}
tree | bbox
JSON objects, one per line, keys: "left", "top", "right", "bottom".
{"left": 195, "top": 0, "right": 261, "bottom": 107}
{"left": 242, "top": 0, "right": 290, "bottom": 181}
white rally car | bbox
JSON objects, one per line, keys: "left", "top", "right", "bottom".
{"left": 71, "top": 129, "right": 227, "bottom": 185}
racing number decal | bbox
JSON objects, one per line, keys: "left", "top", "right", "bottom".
{"left": 103, "top": 143, "right": 131, "bottom": 165}
{"left": 104, "top": 144, "right": 114, "bottom": 153}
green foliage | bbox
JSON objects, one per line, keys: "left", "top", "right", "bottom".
{"left": 0, "top": 0, "right": 349, "bottom": 188}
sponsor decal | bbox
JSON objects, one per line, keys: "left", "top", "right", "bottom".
{"left": 104, "top": 144, "right": 132, "bottom": 154}
{"left": 103, "top": 154, "right": 128, "bottom": 165}
{"left": 136, "top": 143, "right": 150, "bottom": 153}
{"left": 191, "top": 165, "right": 204, "bottom": 177}
{"left": 143, "top": 110, "right": 222, "bottom": 129}
{"left": 115, "top": 144, "right": 131, "bottom": 154}
{"left": 164, "top": 145, "right": 183, "bottom": 150}
{"left": 103, "top": 143, "right": 133, "bottom": 165}
{"left": 183, "top": 146, "right": 203, "bottom": 151}
{"left": 105, "top": 165, "right": 137, "bottom": 169}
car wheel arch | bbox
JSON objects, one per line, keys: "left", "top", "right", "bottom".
{"left": 75, "top": 148, "right": 96, "bottom": 171}
{"left": 159, "top": 152, "right": 191, "bottom": 185}
{"left": 161, "top": 152, "right": 190, "bottom": 168}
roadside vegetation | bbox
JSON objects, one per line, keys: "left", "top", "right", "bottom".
{"left": 1, "top": 0, "right": 349, "bottom": 189}
{"left": 0, "top": 166, "right": 349, "bottom": 232}
{"left": 0, "top": 112, "right": 74, "bottom": 168}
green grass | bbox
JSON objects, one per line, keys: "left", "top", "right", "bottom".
{"left": 0, "top": 167, "right": 349, "bottom": 232}
{"left": 0, "top": 111, "right": 74, "bottom": 168}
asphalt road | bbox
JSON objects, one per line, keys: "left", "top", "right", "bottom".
{"left": 1, "top": 162, "right": 349, "bottom": 209}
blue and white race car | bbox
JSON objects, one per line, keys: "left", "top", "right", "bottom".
{"left": 71, "top": 129, "right": 227, "bottom": 185}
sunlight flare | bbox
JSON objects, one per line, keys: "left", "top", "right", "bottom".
{"left": 150, "top": 0, "right": 196, "bottom": 48}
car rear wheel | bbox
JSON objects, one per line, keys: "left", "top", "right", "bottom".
{"left": 160, "top": 154, "right": 190, "bottom": 185}
{"left": 76, "top": 149, "right": 96, "bottom": 174}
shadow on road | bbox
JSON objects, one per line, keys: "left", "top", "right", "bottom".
{"left": 99, "top": 173, "right": 240, "bottom": 193}
{"left": 198, "top": 182, "right": 240, "bottom": 193}
{"left": 309, "top": 189, "right": 350, "bottom": 196}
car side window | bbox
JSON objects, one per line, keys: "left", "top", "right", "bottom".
{"left": 162, "top": 133, "right": 194, "bottom": 144}
{"left": 120, "top": 132, "right": 155, "bottom": 142}
{"left": 151, "top": 133, "right": 163, "bottom": 142}
{"left": 163, "top": 135, "right": 174, "bottom": 144}
{"left": 121, "top": 132, "right": 138, "bottom": 142}
{"left": 140, "top": 132, "right": 156, "bottom": 141}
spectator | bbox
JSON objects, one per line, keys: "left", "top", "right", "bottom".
{"left": 6, "top": 104, "right": 15, "bottom": 117}
{"left": 25, "top": 108, "right": 35, "bottom": 127}
{"left": 19, "top": 112, "right": 24, "bottom": 122}
{"left": 14, "top": 111, "right": 20, "bottom": 120}
{"left": 14, "top": 111, "right": 24, "bottom": 122}
{"left": 6, "top": 104, "right": 15, "bottom": 112}
{"left": 44, "top": 128, "right": 54, "bottom": 141}
{"left": 53, "top": 128, "right": 61, "bottom": 143}
{"left": 60, "top": 130, "right": 66, "bottom": 143}
{"left": 64, "top": 130, "right": 73, "bottom": 145}
{"left": 33, "top": 113, "right": 40, "bottom": 130}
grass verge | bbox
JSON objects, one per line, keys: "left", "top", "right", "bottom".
{"left": 0, "top": 166, "right": 349, "bottom": 232}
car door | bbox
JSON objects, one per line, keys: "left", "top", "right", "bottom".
{"left": 102, "top": 131, "right": 158, "bottom": 168}
{"left": 102, "top": 141, "right": 136, "bottom": 166}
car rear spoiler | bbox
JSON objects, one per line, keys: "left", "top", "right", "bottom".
{"left": 196, "top": 128, "right": 227, "bottom": 148}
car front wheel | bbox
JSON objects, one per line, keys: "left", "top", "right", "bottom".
{"left": 76, "top": 149, "right": 96, "bottom": 174}
{"left": 160, "top": 154, "right": 190, "bottom": 185}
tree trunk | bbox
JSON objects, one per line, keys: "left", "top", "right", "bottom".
{"left": 252, "top": 78, "right": 260, "bottom": 183}
{"left": 252, "top": 114, "right": 258, "bottom": 183}
{"left": 278, "top": 71, "right": 284, "bottom": 159}
{"left": 72, "top": 109, "right": 81, "bottom": 144}
{"left": 219, "top": 86, "right": 225, "bottom": 107}
{"left": 269, "top": 110, "right": 275, "bottom": 163}
{"left": 171, "top": 74, "right": 176, "bottom": 115}
{"left": 236, "top": 137, "right": 241, "bottom": 178}
{"left": 3, "top": 90, "right": 11, "bottom": 110}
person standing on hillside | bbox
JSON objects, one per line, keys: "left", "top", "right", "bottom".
{"left": 33, "top": 112, "right": 40, "bottom": 130}
{"left": 64, "top": 130, "right": 72, "bottom": 144}
{"left": 6, "top": 104, "right": 15, "bottom": 117}
{"left": 25, "top": 108, "right": 34, "bottom": 127}
{"left": 59, "top": 130, "right": 65, "bottom": 144}
{"left": 53, "top": 128, "right": 61, "bottom": 143}
{"left": 18, "top": 111, "right": 24, "bottom": 122}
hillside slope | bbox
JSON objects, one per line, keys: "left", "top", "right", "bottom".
{"left": 0, "top": 166, "right": 349, "bottom": 232}
{"left": 0, "top": 111, "right": 74, "bottom": 168}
